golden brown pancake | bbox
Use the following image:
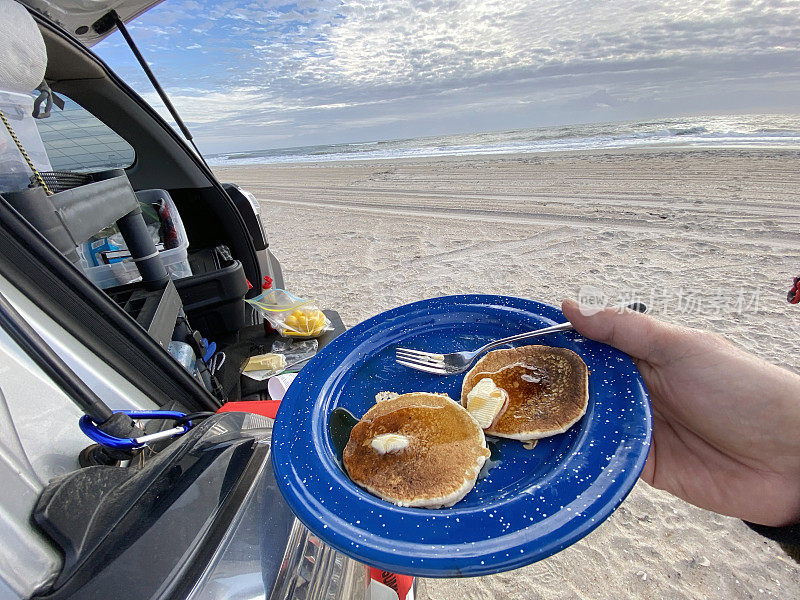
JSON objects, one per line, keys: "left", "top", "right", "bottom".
{"left": 342, "top": 392, "right": 490, "bottom": 508}
{"left": 460, "top": 345, "right": 588, "bottom": 441}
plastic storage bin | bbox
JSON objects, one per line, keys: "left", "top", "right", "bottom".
{"left": 0, "top": 91, "right": 53, "bottom": 194}
{"left": 78, "top": 189, "right": 192, "bottom": 289}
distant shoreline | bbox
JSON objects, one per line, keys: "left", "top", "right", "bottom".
{"left": 207, "top": 113, "right": 800, "bottom": 167}
{"left": 212, "top": 145, "right": 800, "bottom": 171}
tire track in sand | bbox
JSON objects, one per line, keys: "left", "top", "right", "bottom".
{"left": 261, "top": 196, "right": 800, "bottom": 250}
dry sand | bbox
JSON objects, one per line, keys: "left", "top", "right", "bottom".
{"left": 216, "top": 148, "right": 800, "bottom": 599}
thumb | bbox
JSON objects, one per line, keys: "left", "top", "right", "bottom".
{"left": 561, "top": 298, "right": 680, "bottom": 365}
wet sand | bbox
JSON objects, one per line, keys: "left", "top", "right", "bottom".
{"left": 217, "top": 147, "right": 800, "bottom": 599}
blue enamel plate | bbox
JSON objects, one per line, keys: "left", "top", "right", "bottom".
{"left": 271, "top": 295, "right": 651, "bottom": 577}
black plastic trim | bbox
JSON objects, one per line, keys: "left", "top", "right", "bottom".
{"left": 163, "top": 443, "right": 269, "bottom": 600}
{"left": 222, "top": 183, "right": 267, "bottom": 250}
{"left": 31, "top": 413, "right": 270, "bottom": 599}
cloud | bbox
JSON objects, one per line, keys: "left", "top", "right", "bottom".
{"left": 96, "top": 0, "right": 800, "bottom": 152}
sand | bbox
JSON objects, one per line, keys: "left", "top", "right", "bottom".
{"left": 214, "top": 148, "right": 800, "bottom": 599}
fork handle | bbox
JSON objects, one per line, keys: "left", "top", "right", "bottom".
{"left": 477, "top": 321, "right": 574, "bottom": 354}
{"left": 476, "top": 301, "right": 648, "bottom": 354}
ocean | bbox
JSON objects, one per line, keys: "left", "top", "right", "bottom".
{"left": 206, "top": 114, "right": 800, "bottom": 166}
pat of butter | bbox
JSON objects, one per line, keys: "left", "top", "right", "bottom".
{"left": 466, "top": 378, "right": 508, "bottom": 429}
{"left": 371, "top": 433, "right": 410, "bottom": 454}
{"left": 244, "top": 353, "right": 286, "bottom": 372}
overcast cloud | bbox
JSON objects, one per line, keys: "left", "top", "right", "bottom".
{"left": 95, "top": 0, "right": 800, "bottom": 153}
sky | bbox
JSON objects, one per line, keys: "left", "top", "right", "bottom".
{"left": 94, "top": 0, "right": 800, "bottom": 154}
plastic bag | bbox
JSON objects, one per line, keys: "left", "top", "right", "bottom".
{"left": 246, "top": 289, "right": 332, "bottom": 339}
{"left": 242, "top": 340, "right": 318, "bottom": 381}
{"left": 272, "top": 338, "right": 318, "bottom": 367}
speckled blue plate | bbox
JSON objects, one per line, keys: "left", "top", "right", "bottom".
{"left": 271, "top": 295, "right": 651, "bottom": 577}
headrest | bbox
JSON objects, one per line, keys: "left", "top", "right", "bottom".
{"left": 0, "top": 0, "right": 47, "bottom": 94}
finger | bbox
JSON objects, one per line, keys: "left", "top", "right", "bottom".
{"left": 561, "top": 298, "right": 681, "bottom": 365}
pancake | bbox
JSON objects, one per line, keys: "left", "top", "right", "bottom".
{"left": 460, "top": 345, "right": 588, "bottom": 441}
{"left": 342, "top": 392, "right": 490, "bottom": 508}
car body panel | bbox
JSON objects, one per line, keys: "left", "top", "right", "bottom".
{"left": 0, "top": 274, "right": 161, "bottom": 415}
{"left": 0, "top": 340, "right": 71, "bottom": 599}
{"left": 0, "top": 275, "right": 163, "bottom": 600}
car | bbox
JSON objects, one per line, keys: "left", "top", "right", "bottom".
{"left": 0, "top": 1, "right": 414, "bottom": 598}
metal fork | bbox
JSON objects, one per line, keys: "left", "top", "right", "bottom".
{"left": 395, "top": 302, "right": 647, "bottom": 375}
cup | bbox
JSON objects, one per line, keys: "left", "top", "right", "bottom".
{"left": 268, "top": 372, "right": 298, "bottom": 402}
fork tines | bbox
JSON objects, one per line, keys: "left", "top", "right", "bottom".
{"left": 395, "top": 347, "right": 448, "bottom": 374}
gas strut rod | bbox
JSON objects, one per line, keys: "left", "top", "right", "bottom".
{"left": 0, "top": 291, "right": 145, "bottom": 441}
{"left": 104, "top": 10, "right": 195, "bottom": 142}
{"left": 95, "top": 10, "right": 211, "bottom": 167}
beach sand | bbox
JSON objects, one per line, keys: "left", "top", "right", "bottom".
{"left": 216, "top": 148, "right": 800, "bottom": 599}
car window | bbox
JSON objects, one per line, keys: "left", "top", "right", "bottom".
{"left": 34, "top": 96, "right": 135, "bottom": 172}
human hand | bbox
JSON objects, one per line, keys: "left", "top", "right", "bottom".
{"left": 562, "top": 298, "right": 800, "bottom": 527}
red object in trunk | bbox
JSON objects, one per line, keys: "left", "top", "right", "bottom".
{"left": 368, "top": 568, "right": 414, "bottom": 600}
{"left": 217, "top": 400, "right": 282, "bottom": 420}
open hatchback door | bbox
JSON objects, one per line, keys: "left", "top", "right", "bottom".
{"left": 19, "top": 0, "right": 165, "bottom": 46}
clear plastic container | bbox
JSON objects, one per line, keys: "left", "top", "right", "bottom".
{"left": 0, "top": 90, "right": 53, "bottom": 194}
{"left": 78, "top": 191, "right": 192, "bottom": 289}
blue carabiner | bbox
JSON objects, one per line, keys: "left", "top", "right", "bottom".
{"left": 79, "top": 410, "right": 191, "bottom": 450}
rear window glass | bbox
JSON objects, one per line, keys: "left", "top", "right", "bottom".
{"left": 35, "top": 96, "right": 135, "bottom": 172}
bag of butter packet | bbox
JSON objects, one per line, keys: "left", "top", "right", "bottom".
{"left": 243, "top": 353, "right": 286, "bottom": 381}
{"left": 246, "top": 289, "right": 332, "bottom": 339}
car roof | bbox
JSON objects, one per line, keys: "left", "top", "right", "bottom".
{"left": 17, "top": 0, "right": 164, "bottom": 47}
